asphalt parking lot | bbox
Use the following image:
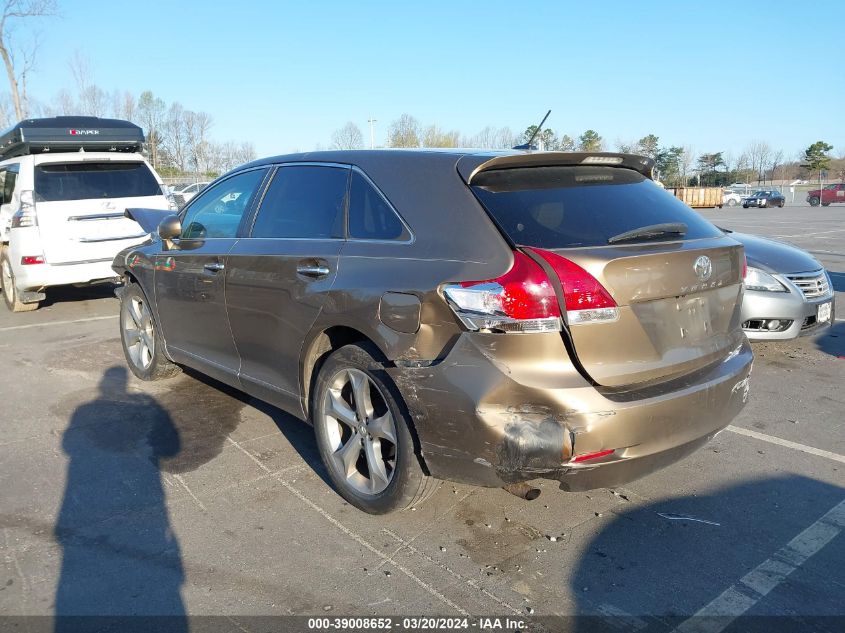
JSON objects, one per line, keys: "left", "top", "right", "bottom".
{"left": 1, "top": 201, "right": 843, "bottom": 632}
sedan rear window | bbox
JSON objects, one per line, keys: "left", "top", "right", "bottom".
{"left": 471, "top": 166, "right": 722, "bottom": 248}
{"left": 35, "top": 162, "right": 161, "bottom": 202}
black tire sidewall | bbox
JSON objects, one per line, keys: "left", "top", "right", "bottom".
{"left": 1, "top": 251, "right": 15, "bottom": 311}
{"left": 311, "top": 343, "right": 423, "bottom": 514}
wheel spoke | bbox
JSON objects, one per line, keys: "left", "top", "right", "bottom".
{"left": 138, "top": 341, "right": 150, "bottom": 366}
{"left": 140, "top": 331, "right": 154, "bottom": 353}
{"left": 326, "top": 389, "right": 358, "bottom": 428}
{"left": 350, "top": 371, "right": 374, "bottom": 421}
{"left": 125, "top": 328, "right": 141, "bottom": 346}
{"left": 364, "top": 439, "right": 390, "bottom": 492}
{"left": 334, "top": 435, "right": 362, "bottom": 479}
{"left": 368, "top": 413, "right": 396, "bottom": 445}
{"left": 128, "top": 299, "right": 143, "bottom": 328}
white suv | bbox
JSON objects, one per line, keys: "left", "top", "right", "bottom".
{"left": 0, "top": 151, "right": 170, "bottom": 311}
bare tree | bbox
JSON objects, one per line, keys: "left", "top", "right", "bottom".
{"left": 614, "top": 138, "right": 638, "bottom": 153}
{"left": 330, "top": 121, "right": 364, "bottom": 150}
{"left": 422, "top": 125, "right": 459, "bottom": 148}
{"left": 769, "top": 149, "right": 784, "bottom": 184}
{"left": 0, "top": 0, "right": 56, "bottom": 120}
{"left": 163, "top": 102, "right": 188, "bottom": 172}
{"left": 183, "top": 109, "right": 213, "bottom": 174}
{"left": 137, "top": 90, "right": 167, "bottom": 169}
{"left": 387, "top": 113, "right": 420, "bottom": 148}
{"left": 745, "top": 140, "right": 772, "bottom": 184}
{"left": 558, "top": 134, "right": 576, "bottom": 151}
{"left": 680, "top": 146, "right": 696, "bottom": 184}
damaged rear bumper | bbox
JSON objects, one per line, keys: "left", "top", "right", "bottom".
{"left": 387, "top": 331, "right": 753, "bottom": 490}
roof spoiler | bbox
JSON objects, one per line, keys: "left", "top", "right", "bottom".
{"left": 458, "top": 152, "right": 656, "bottom": 184}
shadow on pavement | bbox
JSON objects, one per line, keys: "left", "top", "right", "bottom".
{"left": 828, "top": 271, "right": 845, "bottom": 293}
{"left": 54, "top": 366, "right": 186, "bottom": 633}
{"left": 814, "top": 321, "right": 845, "bottom": 358}
{"left": 40, "top": 283, "right": 118, "bottom": 308}
{"left": 572, "top": 475, "right": 845, "bottom": 632}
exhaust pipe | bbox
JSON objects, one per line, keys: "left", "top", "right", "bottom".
{"left": 503, "top": 482, "right": 541, "bottom": 501}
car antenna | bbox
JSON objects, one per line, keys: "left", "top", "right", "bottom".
{"left": 513, "top": 109, "right": 551, "bottom": 151}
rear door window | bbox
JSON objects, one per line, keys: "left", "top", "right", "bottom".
{"left": 471, "top": 166, "right": 722, "bottom": 248}
{"left": 250, "top": 165, "right": 348, "bottom": 239}
{"left": 34, "top": 162, "right": 161, "bottom": 201}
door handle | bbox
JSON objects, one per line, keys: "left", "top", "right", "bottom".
{"left": 296, "top": 264, "right": 330, "bottom": 277}
{"left": 203, "top": 262, "right": 225, "bottom": 272}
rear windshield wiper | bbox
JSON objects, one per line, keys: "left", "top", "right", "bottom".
{"left": 608, "top": 222, "right": 688, "bottom": 244}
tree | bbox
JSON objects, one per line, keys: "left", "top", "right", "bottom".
{"left": 163, "top": 102, "right": 188, "bottom": 172}
{"left": 331, "top": 121, "right": 364, "bottom": 150}
{"left": 801, "top": 141, "right": 833, "bottom": 174}
{"left": 745, "top": 140, "right": 772, "bottom": 184}
{"left": 466, "top": 126, "right": 517, "bottom": 149}
{"left": 578, "top": 129, "right": 603, "bottom": 152}
{"left": 695, "top": 152, "right": 724, "bottom": 186}
{"left": 421, "top": 125, "right": 459, "bottom": 148}
{"left": 614, "top": 138, "right": 638, "bottom": 153}
{"left": 768, "top": 149, "right": 784, "bottom": 183}
{"left": 636, "top": 134, "right": 660, "bottom": 160}
{"left": 558, "top": 134, "right": 576, "bottom": 151}
{"left": 655, "top": 146, "right": 684, "bottom": 185}
{"left": 387, "top": 113, "right": 420, "bottom": 148}
{"left": 0, "top": 0, "right": 56, "bottom": 120}
{"left": 137, "top": 91, "right": 167, "bottom": 169}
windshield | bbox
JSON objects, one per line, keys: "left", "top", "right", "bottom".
{"left": 35, "top": 162, "right": 161, "bottom": 202}
{"left": 471, "top": 166, "right": 722, "bottom": 248}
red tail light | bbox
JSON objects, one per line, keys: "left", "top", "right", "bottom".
{"left": 528, "top": 248, "right": 619, "bottom": 325}
{"left": 21, "top": 255, "right": 45, "bottom": 265}
{"left": 442, "top": 251, "right": 561, "bottom": 333}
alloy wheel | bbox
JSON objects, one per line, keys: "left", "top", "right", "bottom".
{"left": 122, "top": 295, "right": 155, "bottom": 371}
{"left": 321, "top": 368, "right": 398, "bottom": 495}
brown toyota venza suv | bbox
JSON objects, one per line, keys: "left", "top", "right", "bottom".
{"left": 114, "top": 150, "right": 753, "bottom": 514}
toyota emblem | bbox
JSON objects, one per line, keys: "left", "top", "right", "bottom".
{"left": 694, "top": 255, "right": 712, "bottom": 281}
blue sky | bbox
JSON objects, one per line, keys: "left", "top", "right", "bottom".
{"left": 23, "top": 0, "right": 844, "bottom": 159}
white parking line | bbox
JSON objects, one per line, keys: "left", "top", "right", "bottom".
{"left": 0, "top": 314, "right": 118, "bottom": 332}
{"left": 225, "top": 436, "right": 473, "bottom": 616}
{"left": 774, "top": 228, "right": 845, "bottom": 239}
{"left": 726, "top": 426, "right": 845, "bottom": 465}
{"left": 673, "top": 498, "right": 845, "bottom": 633}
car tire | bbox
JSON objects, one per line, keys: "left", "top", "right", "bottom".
{"left": 0, "top": 247, "right": 38, "bottom": 312}
{"left": 312, "top": 342, "right": 438, "bottom": 514}
{"left": 119, "top": 281, "right": 181, "bottom": 381}
{"left": 742, "top": 204, "right": 748, "bottom": 209}
{"left": 779, "top": 200, "right": 785, "bottom": 208}
{"left": 809, "top": 196, "right": 820, "bottom": 207}
{"left": 727, "top": 199, "right": 737, "bottom": 207}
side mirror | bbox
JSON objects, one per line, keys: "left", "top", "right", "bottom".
{"left": 157, "top": 214, "right": 182, "bottom": 241}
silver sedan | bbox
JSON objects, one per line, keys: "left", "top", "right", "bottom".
{"left": 728, "top": 231, "right": 835, "bottom": 340}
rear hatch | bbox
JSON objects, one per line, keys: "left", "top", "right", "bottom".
{"left": 33, "top": 160, "right": 168, "bottom": 264}
{"left": 464, "top": 157, "right": 745, "bottom": 388}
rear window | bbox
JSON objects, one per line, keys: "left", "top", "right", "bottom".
{"left": 34, "top": 162, "right": 161, "bottom": 202}
{"left": 471, "top": 166, "right": 722, "bottom": 248}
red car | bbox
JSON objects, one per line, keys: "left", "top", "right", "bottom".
{"left": 807, "top": 183, "right": 845, "bottom": 206}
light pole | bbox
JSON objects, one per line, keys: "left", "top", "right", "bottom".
{"left": 368, "top": 118, "right": 377, "bottom": 149}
